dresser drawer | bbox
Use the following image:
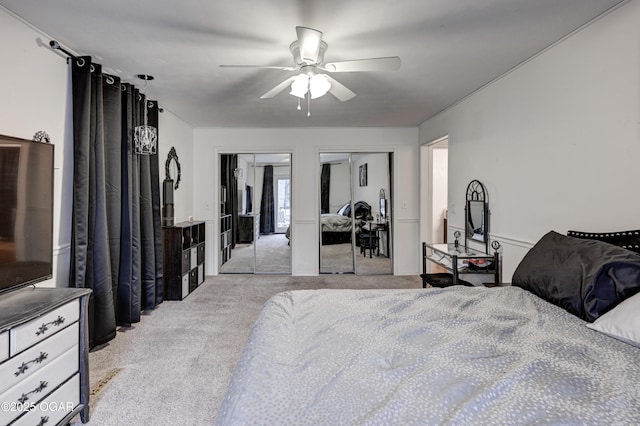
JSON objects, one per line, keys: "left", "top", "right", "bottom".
{"left": 197, "top": 243, "right": 205, "bottom": 264}
{"left": 182, "top": 274, "right": 189, "bottom": 299}
{"left": 191, "top": 247, "right": 198, "bottom": 269}
{"left": 12, "top": 373, "right": 80, "bottom": 426}
{"left": 0, "top": 330, "right": 8, "bottom": 363}
{"left": 10, "top": 300, "right": 79, "bottom": 355}
{"left": 0, "top": 345, "right": 78, "bottom": 426}
{"left": 0, "top": 322, "right": 78, "bottom": 395}
{"left": 181, "top": 250, "right": 191, "bottom": 273}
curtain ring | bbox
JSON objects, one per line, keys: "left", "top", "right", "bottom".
{"left": 76, "top": 57, "right": 86, "bottom": 67}
{"left": 147, "top": 101, "right": 154, "bottom": 109}
{"left": 121, "top": 85, "right": 127, "bottom": 92}
{"left": 90, "top": 64, "right": 96, "bottom": 73}
{"left": 138, "top": 94, "right": 143, "bottom": 101}
{"left": 105, "top": 76, "right": 115, "bottom": 85}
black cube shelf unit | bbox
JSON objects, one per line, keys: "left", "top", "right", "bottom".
{"left": 163, "top": 221, "right": 206, "bottom": 300}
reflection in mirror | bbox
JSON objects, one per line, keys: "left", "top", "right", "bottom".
{"left": 319, "top": 152, "right": 393, "bottom": 275}
{"left": 464, "top": 179, "right": 489, "bottom": 252}
{"left": 219, "top": 153, "right": 291, "bottom": 274}
{"left": 379, "top": 189, "right": 387, "bottom": 221}
{"left": 255, "top": 153, "right": 291, "bottom": 274}
{"left": 353, "top": 153, "right": 392, "bottom": 275}
{"left": 319, "top": 153, "right": 354, "bottom": 273}
{"left": 467, "top": 201, "right": 485, "bottom": 241}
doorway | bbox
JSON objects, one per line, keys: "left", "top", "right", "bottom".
{"left": 420, "top": 136, "right": 448, "bottom": 247}
{"left": 219, "top": 153, "right": 292, "bottom": 274}
{"left": 275, "top": 177, "right": 290, "bottom": 234}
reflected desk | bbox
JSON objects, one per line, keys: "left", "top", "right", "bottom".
{"left": 361, "top": 221, "right": 389, "bottom": 258}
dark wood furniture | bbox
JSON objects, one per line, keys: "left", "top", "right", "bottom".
{"left": 238, "top": 214, "right": 260, "bottom": 243}
{"left": 219, "top": 214, "right": 232, "bottom": 266}
{"left": 0, "top": 287, "right": 91, "bottom": 425}
{"left": 360, "top": 221, "right": 389, "bottom": 258}
{"left": 163, "top": 221, "right": 206, "bottom": 300}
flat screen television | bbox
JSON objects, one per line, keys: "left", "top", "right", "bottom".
{"left": 0, "top": 134, "right": 54, "bottom": 294}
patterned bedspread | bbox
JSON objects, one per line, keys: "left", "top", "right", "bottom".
{"left": 216, "top": 287, "right": 640, "bottom": 425}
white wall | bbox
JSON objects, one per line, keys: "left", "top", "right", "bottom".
{"left": 328, "top": 160, "right": 350, "bottom": 213}
{"left": 193, "top": 127, "right": 420, "bottom": 276}
{"left": 158, "top": 109, "right": 194, "bottom": 224}
{"left": 0, "top": 9, "right": 71, "bottom": 288}
{"left": 352, "top": 153, "right": 389, "bottom": 219}
{"left": 419, "top": 1, "right": 640, "bottom": 281}
{"left": 1, "top": 8, "right": 194, "bottom": 288}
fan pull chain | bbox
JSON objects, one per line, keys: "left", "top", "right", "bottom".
{"left": 297, "top": 97, "right": 301, "bottom": 111}
{"left": 307, "top": 93, "right": 311, "bottom": 117}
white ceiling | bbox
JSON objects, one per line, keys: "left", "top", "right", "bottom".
{"left": 0, "top": 0, "right": 625, "bottom": 128}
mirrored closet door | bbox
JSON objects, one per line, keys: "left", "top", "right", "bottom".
{"left": 219, "top": 153, "right": 291, "bottom": 274}
{"left": 319, "top": 152, "right": 392, "bottom": 275}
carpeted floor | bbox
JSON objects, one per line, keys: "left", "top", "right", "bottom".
{"left": 220, "top": 233, "right": 392, "bottom": 275}
{"left": 72, "top": 274, "right": 421, "bottom": 425}
{"left": 220, "top": 233, "right": 291, "bottom": 273}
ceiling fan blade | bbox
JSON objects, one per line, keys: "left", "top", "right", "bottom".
{"left": 296, "top": 26, "right": 323, "bottom": 63}
{"left": 325, "top": 75, "right": 356, "bottom": 102}
{"left": 260, "top": 76, "right": 296, "bottom": 99}
{"left": 219, "top": 64, "right": 297, "bottom": 71}
{"left": 323, "top": 56, "right": 401, "bottom": 72}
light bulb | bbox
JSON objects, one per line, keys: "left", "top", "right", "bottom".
{"left": 289, "top": 74, "right": 309, "bottom": 98}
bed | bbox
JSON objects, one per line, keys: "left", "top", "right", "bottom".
{"left": 321, "top": 201, "right": 370, "bottom": 245}
{"left": 217, "top": 230, "right": 640, "bottom": 424}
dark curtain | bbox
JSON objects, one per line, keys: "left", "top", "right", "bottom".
{"left": 70, "top": 56, "right": 163, "bottom": 347}
{"left": 220, "top": 154, "right": 238, "bottom": 248}
{"left": 320, "top": 163, "right": 331, "bottom": 214}
{"left": 260, "top": 165, "right": 275, "bottom": 234}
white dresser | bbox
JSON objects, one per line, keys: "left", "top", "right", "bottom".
{"left": 0, "top": 287, "right": 91, "bottom": 426}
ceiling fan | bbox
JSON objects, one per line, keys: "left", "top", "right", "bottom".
{"left": 220, "top": 26, "right": 401, "bottom": 111}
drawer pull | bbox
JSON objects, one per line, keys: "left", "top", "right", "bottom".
{"left": 37, "top": 416, "right": 49, "bottom": 426}
{"left": 18, "top": 381, "right": 48, "bottom": 403}
{"left": 14, "top": 352, "right": 49, "bottom": 376}
{"left": 36, "top": 316, "right": 66, "bottom": 336}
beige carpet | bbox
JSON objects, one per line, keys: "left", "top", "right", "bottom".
{"left": 321, "top": 242, "right": 392, "bottom": 274}
{"left": 220, "top": 233, "right": 392, "bottom": 275}
{"left": 72, "top": 274, "right": 421, "bottom": 425}
{"left": 219, "top": 233, "right": 291, "bottom": 273}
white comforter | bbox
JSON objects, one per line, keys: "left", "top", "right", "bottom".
{"left": 216, "top": 287, "right": 640, "bottom": 425}
{"left": 320, "top": 213, "right": 353, "bottom": 233}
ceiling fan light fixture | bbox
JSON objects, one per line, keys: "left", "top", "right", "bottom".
{"left": 289, "top": 73, "right": 309, "bottom": 98}
{"left": 309, "top": 74, "right": 331, "bottom": 99}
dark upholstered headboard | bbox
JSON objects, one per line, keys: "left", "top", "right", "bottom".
{"left": 567, "top": 230, "right": 640, "bottom": 255}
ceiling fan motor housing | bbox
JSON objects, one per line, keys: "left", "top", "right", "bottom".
{"left": 290, "top": 40, "right": 328, "bottom": 65}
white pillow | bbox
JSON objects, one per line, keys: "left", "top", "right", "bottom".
{"left": 337, "top": 203, "right": 349, "bottom": 216}
{"left": 587, "top": 292, "right": 640, "bottom": 347}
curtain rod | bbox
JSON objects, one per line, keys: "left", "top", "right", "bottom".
{"left": 49, "top": 40, "right": 164, "bottom": 113}
{"left": 49, "top": 40, "right": 77, "bottom": 60}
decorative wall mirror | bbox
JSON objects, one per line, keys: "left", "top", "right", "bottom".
{"left": 165, "top": 146, "right": 181, "bottom": 190}
{"left": 465, "top": 179, "right": 489, "bottom": 252}
{"left": 379, "top": 188, "right": 387, "bottom": 221}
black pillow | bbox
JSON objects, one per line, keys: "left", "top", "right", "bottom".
{"left": 512, "top": 231, "right": 640, "bottom": 322}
